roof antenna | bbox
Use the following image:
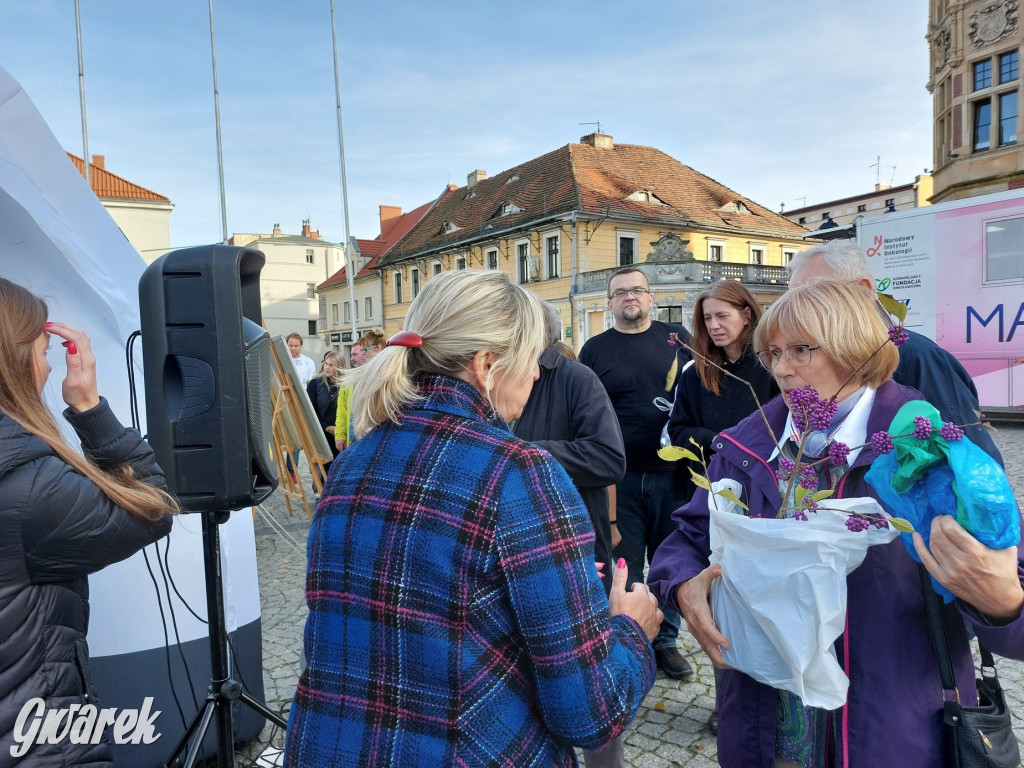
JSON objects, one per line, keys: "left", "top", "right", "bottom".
{"left": 579, "top": 120, "right": 602, "bottom": 134}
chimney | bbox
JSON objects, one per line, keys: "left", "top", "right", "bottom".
{"left": 580, "top": 133, "right": 614, "bottom": 150}
{"left": 91, "top": 154, "right": 105, "bottom": 170}
{"left": 272, "top": 222, "right": 281, "bottom": 236}
{"left": 301, "top": 218, "right": 311, "bottom": 238}
{"left": 467, "top": 169, "right": 487, "bottom": 188}
{"left": 379, "top": 205, "right": 402, "bottom": 237}
{"left": 311, "top": 228, "right": 320, "bottom": 240}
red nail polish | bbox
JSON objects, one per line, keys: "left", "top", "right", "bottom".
{"left": 67, "top": 343, "right": 78, "bottom": 355}
{"left": 62, "top": 340, "right": 70, "bottom": 348}
{"left": 44, "top": 322, "right": 54, "bottom": 327}
{"left": 617, "top": 558, "right": 626, "bottom": 569}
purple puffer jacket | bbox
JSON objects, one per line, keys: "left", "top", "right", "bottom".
{"left": 649, "top": 380, "right": 1024, "bottom": 768}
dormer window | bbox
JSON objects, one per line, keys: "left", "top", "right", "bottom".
{"left": 440, "top": 220, "right": 462, "bottom": 235}
{"left": 625, "top": 189, "right": 666, "bottom": 205}
{"left": 505, "top": 175, "right": 520, "bottom": 185}
{"left": 717, "top": 200, "right": 752, "bottom": 215}
{"left": 464, "top": 191, "right": 477, "bottom": 200}
{"left": 496, "top": 202, "right": 522, "bottom": 217}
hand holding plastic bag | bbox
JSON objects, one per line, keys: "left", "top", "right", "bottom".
{"left": 708, "top": 479, "right": 897, "bottom": 710}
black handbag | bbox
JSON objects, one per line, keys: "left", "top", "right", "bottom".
{"left": 920, "top": 566, "right": 1023, "bottom": 768}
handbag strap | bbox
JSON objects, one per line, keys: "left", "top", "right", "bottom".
{"left": 918, "top": 564, "right": 998, "bottom": 697}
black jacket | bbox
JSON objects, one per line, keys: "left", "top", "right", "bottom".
{"left": 513, "top": 346, "right": 626, "bottom": 593}
{"left": 0, "top": 399, "right": 172, "bottom": 767}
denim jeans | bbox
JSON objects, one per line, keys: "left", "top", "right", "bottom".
{"left": 614, "top": 468, "right": 691, "bottom": 651}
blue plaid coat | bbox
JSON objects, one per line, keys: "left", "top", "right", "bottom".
{"left": 284, "top": 374, "right": 655, "bottom": 767}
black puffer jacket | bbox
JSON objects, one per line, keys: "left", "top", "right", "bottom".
{"left": 0, "top": 398, "right": 173, "bottom": 767}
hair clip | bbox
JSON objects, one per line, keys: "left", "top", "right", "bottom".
{"left": 386, "top": 331, "right": 423, "bottom": 348}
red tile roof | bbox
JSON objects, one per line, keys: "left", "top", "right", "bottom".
{"left": 67, "top": 153, "right": 170, "bottom": 202}
{"left": 318, "top": 195, "right": 444, "bottom": 290}
{"left": 382, "top": 139, "right": 805, "bottom": 265}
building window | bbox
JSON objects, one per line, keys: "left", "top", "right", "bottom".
{"left": 456, "top": 256, "right": 467, "bottom": 270}
{"left": 546, "top": 235, "right": 560, "bottom": 278}
{"left": 394, "top": 272, "right": 403, "bottom": 303}
{"left": 749, "top": 246, "right": 764, "bottom": 265}
{"left": 1000, "top": 51, "right": 1019, "bottom": 84}
{"left": 306, "top": 283, "right": 316, "bottom": 299}
{"left": 985, "top": 216, "right": 1024, "bottom": 281}
{"left": 305, "top": 248, "right": 315, "bottom": 265}
{"left": 307, "top": 320, "right": 317, "bottom": 336}
{"left": 885, "top": 198, "right": 895, "bottom": 207}
{"left": 331, "top": 303, "right": 339, "bottom": 324}
{"left": 343, "top": 301, "right": 351, "bottom": 322}
{"left": 707, "top": 241, "right": 725, "bottom": 261}
{"left": 821, "top": 212, "right": 831, "bottom": 220}
{"left": 432, "top": 261, "right": 442, "bottom": 276}
{"left": 411, "top": 267, "right": 420, "bottom": 298}
{"left": 517, "top": 242, "right": 530, "bottom": 284}
{"left": 783, "top": 249, "right": 796, "bottom": 265}
{"left": 354, "top": 299, "right": 359, "bottom": 320}
{"left": 657, "top": 306, "right": 684, "bottom": 324}
{"left": 618, "top": 234, "right": 637, "bottom": 266}
{"left": 365, "top": 297, "right": 372, "bottom": 319}
{"left": 857, "top": 204, "right": 867, "bottom": 213}
{"left": 975, "top": 59, "right": 993, "bottom": 90}
{"left": 1000, "top": 91, "right": 1017, "bottom": 145}
{"left": 975, "top": 99, "right": 992, "bottom": 151}
{"left": 487, "top": 249, "right": 498, "bottom": 270}
{"left": 798, "top": 216, "right": 807, "bottom": 225}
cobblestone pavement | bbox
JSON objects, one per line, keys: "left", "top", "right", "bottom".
{"left": 244, "top": 424, "right": 1024, "bottom": 766}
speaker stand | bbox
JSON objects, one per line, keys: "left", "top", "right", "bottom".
{"left": 164, "top": 511, "right": 288, "bottom": 768}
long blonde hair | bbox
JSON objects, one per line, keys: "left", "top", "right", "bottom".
{"left": 0, "top": 278, "right": 177, "bottom": 521}
{"left": 347, "top": 270, "right": 545, "bottom": 437}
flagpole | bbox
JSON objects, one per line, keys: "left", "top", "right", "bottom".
{"left": 74, "top": 0, "right": 90, "bottom": 187}
{"left": 330, "top": 0, "right": 359, "bottom": 343}
{"left": 209, "top": 0, "right": 229, "bottom": 244}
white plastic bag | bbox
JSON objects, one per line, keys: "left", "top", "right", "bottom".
{"left": 707, "top": 479, "right": 898, "bottom": 710}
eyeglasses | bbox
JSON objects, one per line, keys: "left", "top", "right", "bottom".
{"left": 609, "top": 287, "right": 651, "bottom": 299}
{"left": 756, "top": 345, "right": 821, "bottom": 369}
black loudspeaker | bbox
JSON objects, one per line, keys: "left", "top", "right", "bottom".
{"left": 139, "top": 245, "right": 277, "bottom": 512}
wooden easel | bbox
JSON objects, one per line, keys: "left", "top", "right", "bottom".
{"left": 270, "top": 368, "right": 331, "bottom": 521}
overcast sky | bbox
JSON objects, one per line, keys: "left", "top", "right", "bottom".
{"left": 0, "top": 1, "right": 934, "bottom": 252}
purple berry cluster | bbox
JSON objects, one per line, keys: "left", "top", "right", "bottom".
{"left": 888, "top": 325, "right": 910, "bottom": 347}
{"left": 798, "top": 467, "right": 819, "bottom": 491}
{"left": 940, "top": 422, "right": 964, "bottom": 441}
{"left": 912, "top": 416, "right": 933, "bottom": 440}
{"left": 870, "top": 431, "right": 894, "bottom": 455}
{"left": 828, "top": 441, "right": 850, "bottom": 467}
{"left": 788, "top": 385, "right": 838, "bottom": 432}
{"left": 776, "top": 456, "right": 795, "bottom": 483}
{"left": 845, "top": 516, "right": 871, "bottom": 532}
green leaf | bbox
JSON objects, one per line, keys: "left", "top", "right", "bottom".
{"left": 795, "top": 486, "right": 808, "bottom": 505}
{"left": 665, "top": 355, "right": 678, "bottom": 391}
{"left": 811, "top": 490, "right": 834, "bottom": 502}
{"left": 689, "top": 469, "right": 712, "bottom": 492}
{"left": 888, "top": 516, "right": 915, "bottom": 533}
{"left": 715, "top": 488, "right": 749, "bottom": 511}
{"left": 877, "top": 292, "right": 908, "bottom": 324}
{"left": 658, "top": 445, "right": 699, "bottom": 463}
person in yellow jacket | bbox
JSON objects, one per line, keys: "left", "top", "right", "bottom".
{"left": 334, "top": 383, "right": 352, "bottom": 452}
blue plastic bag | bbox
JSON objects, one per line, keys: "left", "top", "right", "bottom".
{"left": 864, "top": 401, "right": 1020, "bottom": 602}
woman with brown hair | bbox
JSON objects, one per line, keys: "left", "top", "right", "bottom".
{"left": 667, "top": 280, "right": 778, "bottom": 462}
{"left": 0, "top": 277, "right": 176, "bottom": 766}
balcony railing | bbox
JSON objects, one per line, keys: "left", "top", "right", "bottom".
{"left": 577, "top": 259, "right": 789, "bottom": 293}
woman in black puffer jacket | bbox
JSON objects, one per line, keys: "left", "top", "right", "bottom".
{"left": 0, "top": 278, "right": 177, "bottom": 767}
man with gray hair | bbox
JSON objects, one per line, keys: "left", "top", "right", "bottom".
{"left": 787, "top": 240, "right": 1001, "bottom": 462}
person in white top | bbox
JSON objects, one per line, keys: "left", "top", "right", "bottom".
{"left": 285, "top": 333, "right": 316, "bottom": 482}
{"left": 287, "top": 333, "right": 317, "bottom": 386}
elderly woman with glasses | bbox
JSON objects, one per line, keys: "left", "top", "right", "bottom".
{"left": 649, "top": 278, "right": 1024, "bottom": 768}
